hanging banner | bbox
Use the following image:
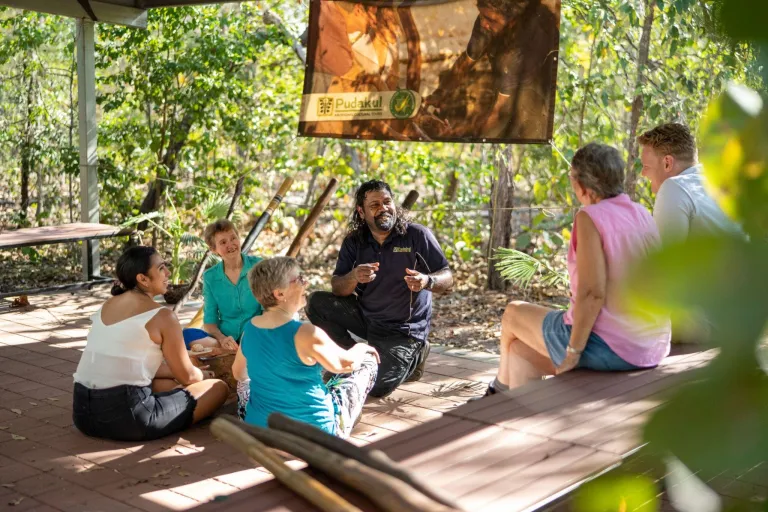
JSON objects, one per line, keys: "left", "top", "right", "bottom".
{"left": 299, "top": 0, "right": 561, "bottom": 144}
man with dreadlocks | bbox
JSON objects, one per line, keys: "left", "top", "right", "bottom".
{"left": 307, "top": 180, "right": 453, "bottom": 397}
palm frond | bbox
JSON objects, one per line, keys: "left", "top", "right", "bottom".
{"left": 120, "top": 211, "right": 163, "bottom": 228}
{"left": 201, "top": 195, "right": 231, "bottom": 221}
{"left": 493, "top": 247, "right": 569, "bottom": 290}
{"left": 180, "top": 233, "right": 206, "bottom": 247}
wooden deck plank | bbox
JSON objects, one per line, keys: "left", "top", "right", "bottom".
{"left": 0, "top": 222, "right": 126, "bottom": 250}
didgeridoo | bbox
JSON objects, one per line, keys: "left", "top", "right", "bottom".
{"left": 286, "top": 178, "right": 339, "bottom": 258}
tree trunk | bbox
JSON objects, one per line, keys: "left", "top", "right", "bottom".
{"left": 19, "top": 67, "right": 34, "bottom": 225}
{"left": 577, "top": 23, "right": 601, "bottom": 147}
{"left": 138, "top": 111, "right": 195, "bottom": 226}
{"left": 624, "top": 0, "right": 655, "bottom": 199}
{"left": 68, "top": 45, "right": 76, "bottom": 224}
{"left": 487, "top": 145, "right": 516, "bottom": 291}
{"left": 443, "top": 171, "right": 459, "bottom": 203}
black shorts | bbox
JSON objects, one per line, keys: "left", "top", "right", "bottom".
{"left": 73, "top": 382, "right": 197, "bottom": 442}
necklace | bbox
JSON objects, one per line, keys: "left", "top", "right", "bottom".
{"left": 272, "top": 306, "right": 295, "bottom": 318}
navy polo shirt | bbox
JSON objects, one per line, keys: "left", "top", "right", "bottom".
{"left": 333, "top": 223, "right": 449, "bottom": 342}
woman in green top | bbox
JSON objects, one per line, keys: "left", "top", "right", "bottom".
{"left": 201, "top": 219, "right": 264, "bottom": 349}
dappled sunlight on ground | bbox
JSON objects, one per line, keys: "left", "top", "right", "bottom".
{"left": 0, "top": 291, "right": 499, "bottom": 511}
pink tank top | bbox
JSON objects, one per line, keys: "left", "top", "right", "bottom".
{"left": 563, "top": 194, "right": 671, "bottom": 367}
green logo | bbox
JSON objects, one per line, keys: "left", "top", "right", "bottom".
{"left": 317, "top": 97, "right": 334, "bottom": 117}
{"left": 389, "top": 90, "right": 416, "bottom": 119}
{"left": 393, "top": 246, "right": 411, "bottom": 253}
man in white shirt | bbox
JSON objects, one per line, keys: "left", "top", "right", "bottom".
{"left": 638, "top": 122, "right": 742, "bottom": 244}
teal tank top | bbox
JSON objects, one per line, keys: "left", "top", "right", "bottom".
{"left": 242, "top": 319, "right": 335, "bottom": 434}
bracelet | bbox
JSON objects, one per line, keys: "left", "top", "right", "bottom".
{"left": 566, "top": 345, "right": 583, "bottom": 355}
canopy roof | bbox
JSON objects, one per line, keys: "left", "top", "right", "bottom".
{"left": 0, "top": 0, "right": 244, "bottom": 28}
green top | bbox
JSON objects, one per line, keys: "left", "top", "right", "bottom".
{"left": 202, "top": 254, "right": 263, "bottom": 341}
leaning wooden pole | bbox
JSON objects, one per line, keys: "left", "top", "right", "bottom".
{"left": 401, "top": 190, "right": 419, "bottom": 210}
{"left": 242, "top": 177, "right": 294, "bottom": 254}
{"left": 210, "top": 418, "right": 361, "bottom": 512}
{"left": 182, "top": 177, "right": 293, "bottom": 324}
{"left": 287, "top": 178, "right": 338, "bottom": 258}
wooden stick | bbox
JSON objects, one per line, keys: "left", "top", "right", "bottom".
{"left": 210, "top": 418, "right": 361, "bottom": 512}
{"left": 219, "top": 416, "right": 462, "bottom": 512}
{"left": 287, "top": 178, "right": 338, "bottom": 258}
{"left": 268, "top": 413, "right": 459, "bottom": 509}
{"left": 401, "top": 190, "right": 419, "bottom": 210}
{"left": 242, "top": 176, "right": 294, "bottom": 254}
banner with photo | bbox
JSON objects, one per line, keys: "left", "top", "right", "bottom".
{"left": 299, "top": 0, "right": 561, "bottom": 144}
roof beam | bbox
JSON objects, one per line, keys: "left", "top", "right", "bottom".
{"left": 0, "top": 0, "right": 147, "bottom": 28}
{"left": 137, "top": 0, "right": 245, "bottom": 7}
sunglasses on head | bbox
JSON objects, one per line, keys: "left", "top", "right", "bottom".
{"left": 289, "top": 273, "right": 308, "bottom": 286}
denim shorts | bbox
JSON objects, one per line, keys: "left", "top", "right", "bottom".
{"left": 542, "top": 310, "right": 641, "bottom": 371}
{"left": 73, "top": 382, "right": 197, "bottom": 442}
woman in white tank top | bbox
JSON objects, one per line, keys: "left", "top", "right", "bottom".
{"left": 72, "top": 246, "right": 228, "bottom": 441}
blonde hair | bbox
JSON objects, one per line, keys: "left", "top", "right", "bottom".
{"left": 247, "top": 257, "right": 300, "bottom": 309}
{"left": 638, "top": 123, "right": 698, "bottom": 164}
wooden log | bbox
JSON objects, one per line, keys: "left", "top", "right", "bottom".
{"left": 287, "top": 178, "right": 338, "bottom": 258}
{"left": 268, "top": 413, "right": 459, "bottom": 510}
{"left": 401, "top": 190, "right": 419, "bottom": 210}
{"left": 210, "top": 418, "right": 360, "bottom": 512}
{"left": 218, "top": 415, "right": 463, "bottom": 512}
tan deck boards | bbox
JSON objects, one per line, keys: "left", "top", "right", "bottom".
{"left": 0, "top": 222, "right": 126, "bottom": 250}
{"left": 196, "top": 348, "right": 719, "bottom": 512}
{"left": 0, "top": 292, "right": 753, "bottom": 511}
{"left": 0, "top": 291, "right": 500, "bottom": 511}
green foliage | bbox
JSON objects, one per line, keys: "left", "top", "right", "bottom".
{"left": 624, "top": 84, "right": 768, "bottom": 477}
{"left": 0, "top": 0, "right": 762, "bottom": 281}
{"left": 120, "top": 189, "right": 214, "bottom": 284}
{"left": 573, "top": 473, "right": 658, "bottom": 512}
{"left": 493, "top": 248, "right": 569, "bottom": 290}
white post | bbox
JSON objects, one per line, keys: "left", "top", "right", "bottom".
{"left": 76, "top": 18, "right": 100, "bottom": 280}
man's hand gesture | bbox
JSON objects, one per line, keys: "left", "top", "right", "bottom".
{"left": 354, "top": 263, "right": 379, "bottom": 284}
{"left": 404, "top": 268, "right": 429, "bottom": 292}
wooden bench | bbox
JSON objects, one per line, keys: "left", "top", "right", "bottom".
{"left": 195, "top": 346, "right": 713, "bottom": 512}
{"left": 0, "top": 222, "right": 132, "bottom": 299}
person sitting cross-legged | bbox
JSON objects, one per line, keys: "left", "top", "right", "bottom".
{"left": 73, "top": 246, "right": 229, "bottom": 441}
{"left": 232, "top": 257, "right": 379, "bottom": 438}
{"left": 306, "top": 180, "right": 453, "bottom": 398}
{"left": 477, "top": 143, "right": 672, "bottom": 398}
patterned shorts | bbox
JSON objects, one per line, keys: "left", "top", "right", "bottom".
{"left": 235, "top": 353, "right": 378, "bottom": 439}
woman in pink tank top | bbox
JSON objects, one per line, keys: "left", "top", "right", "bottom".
{"left": 476, "top": 143, "right": 671, "bottom": 398}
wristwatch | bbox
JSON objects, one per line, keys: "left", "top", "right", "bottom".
{"left": 566, "top": 345, "right": 583, "bottom": 355}
{"left": 425, "top": 275, "right": 435, "bottom": 291}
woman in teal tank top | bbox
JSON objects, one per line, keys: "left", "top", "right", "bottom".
{"left": 232, "top": 257, "right": 379, "bottom": 437}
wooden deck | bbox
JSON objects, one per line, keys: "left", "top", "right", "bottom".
{"left": 196, "top": 346, "right": 722, "bottom": 512}
{"left": 1, "top": 292, "right": 763, "bottom": 511}
{"left": 0, "top": 291, "right": 497, "bottom": 511}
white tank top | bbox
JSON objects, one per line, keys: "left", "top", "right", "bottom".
{"left": 74, "top": 307, "right": 164, "bottom": 389}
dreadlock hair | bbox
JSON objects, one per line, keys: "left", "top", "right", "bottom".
{"left": 347, "top": 180, "right": 409, "bottom": 243}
